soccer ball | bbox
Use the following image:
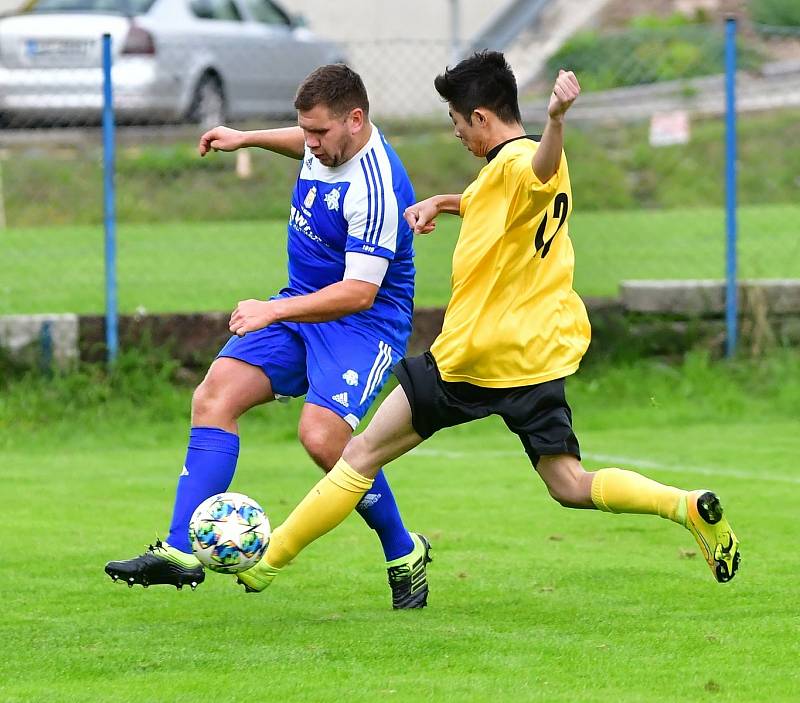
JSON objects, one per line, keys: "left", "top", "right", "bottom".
{"left": 189, "top": 492, "right": 270, "bottom": 574}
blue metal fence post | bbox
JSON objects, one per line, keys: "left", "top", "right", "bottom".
{"left": 102, "top": 33, "right": 118, "bottom": 364}
{"left": 724, "top": 17, "right": 738, "bottom": 357}
{"left": 39, "top": 319, "right": 53, "bottom": 376}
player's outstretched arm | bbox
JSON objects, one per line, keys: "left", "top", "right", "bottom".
{"left": 403, "top": 194, "right": 462, "bottom": 234}
{"left": 532, "top": 70, "right": 580, "bottom": 183}
{"left": 198, "top": 126, "right": 305, "bottom": 159}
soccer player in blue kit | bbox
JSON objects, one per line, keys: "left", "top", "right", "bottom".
{"left": 105, "top": 65, "right": 432, "bottom": 609}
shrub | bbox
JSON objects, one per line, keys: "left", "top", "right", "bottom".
{"left": 546, "top": 20, "right": 761, "bottom": 92}
{"left": 749, "top": 0, "right": 800, "bottom": 27}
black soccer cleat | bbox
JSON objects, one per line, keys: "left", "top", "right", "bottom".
{"left": 387, "top": 533, "right": 433, "bottom": 610}
{"left": 105, "top": 540, "right": 205, "bottom": 590}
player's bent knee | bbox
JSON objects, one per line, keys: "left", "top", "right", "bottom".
{"left": 192, "top": 380, "right": 219, "bottom": 410}
{"left": 191, "top": 382, "right": 215, "bottom": 416}
{"left": 545, "top": 474, "right": 593, "bottom": 509}
{"left": 342, "top": 433, "right": 372, "bottom": 470}
{"left": 191, "top": 379, "right": 235, "bottom": 424}
{"left": 548, "top": 486, "right": 583, "bottom": 508}
{"left": 299, "top": 429, "right": 344, "bottom": 471}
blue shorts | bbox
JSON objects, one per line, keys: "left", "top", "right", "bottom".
{"left": 217, "top": 319, "right": 404, "bottom": 429}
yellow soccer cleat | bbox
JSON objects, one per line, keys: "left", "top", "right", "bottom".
{"left": 235, "top": 557, "right": 281, "bottom": 593}
{"left": 684, "top": 490, "right": 740, "bottom": 583}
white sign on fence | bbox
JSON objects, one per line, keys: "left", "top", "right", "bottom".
{"left": 649, "top": 110, "right": 691, "bottom": 147}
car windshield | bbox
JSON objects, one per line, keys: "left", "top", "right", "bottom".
{"left": 27, "top": 0, "right": 156, "bottom": 14}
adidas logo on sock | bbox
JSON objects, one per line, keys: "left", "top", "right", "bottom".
{"left": 332, "top": 392, "right": 349, "bottom": 407}
{"left": 358, "top": 492, "right": 382, "bottom": 509}
{"left": 180, "top": 466, "right": 190, "bottom": 477}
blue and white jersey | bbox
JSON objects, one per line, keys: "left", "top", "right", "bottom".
{"left": 282, "top": 125, "right": 416, "bottom": 345}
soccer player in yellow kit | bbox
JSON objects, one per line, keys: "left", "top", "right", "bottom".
{"left": 233, "top": 52, "right": 740, "bottom": 600}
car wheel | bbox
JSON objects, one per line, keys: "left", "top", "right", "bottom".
{"left": 189, "top": 74, "right": 226, "bottom": 128}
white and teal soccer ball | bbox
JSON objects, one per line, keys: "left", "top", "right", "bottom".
{"left": 189, "top": 492, "right": 270, "bottom": 574}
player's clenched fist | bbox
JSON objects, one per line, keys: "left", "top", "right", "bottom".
{"left": 198, "top": 125, "right": 246, "bottom": 156}
{"left": 548, "top": 70, "right": 580, "bottom": 122}
{"left": 403, "top": 198, "right": 438, "bottom": 235}
{"left": 229, "top": 299, "right": 275, "bottom": 336}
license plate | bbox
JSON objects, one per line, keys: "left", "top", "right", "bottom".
{"left": 26, "top": 39, "right": 92, "bottom": 57}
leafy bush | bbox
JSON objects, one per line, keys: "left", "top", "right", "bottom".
{"left": 546, "top": 20, "right": 761, "bottom": 92}
{"left": 749, "top": 0, "right": 800, "bottom": 27}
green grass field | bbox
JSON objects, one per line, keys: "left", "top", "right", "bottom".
{"left": 2, "top": 203, "right": 799, "bottom": 315}
{"left": 2, "top": 353, "right": 798, "bottom": 702}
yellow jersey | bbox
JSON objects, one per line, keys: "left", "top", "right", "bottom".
{"left": 430, "top": 136, "right": 590, "bottom": 388}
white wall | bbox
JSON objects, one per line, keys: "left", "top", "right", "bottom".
{"left": 0, "top": 0, "right": 497, "bottom": 39}
{"left": 278, "top": 1, "right": 505, "bottom": 117}
{"left": 280, "top": 0, "right": 495, "bottom": 44}
{"left": 0, "top": 0, "right": 23, "bottom": 14}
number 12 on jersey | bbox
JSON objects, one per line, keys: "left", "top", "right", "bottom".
{"left": 534, "top": 193, "right": 569, "bottom": 260}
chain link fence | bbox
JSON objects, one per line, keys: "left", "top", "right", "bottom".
{"left": 520, "top": 20, "right": 800, "bottom": 299}
{"left": 1, "top": 15, "right": 798, "bottom": 324}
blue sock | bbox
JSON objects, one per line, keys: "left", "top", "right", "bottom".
{"left": 355, "top": 469, "right": 414, "bottom": 561}
{"left": 166, "top": 427, "right": 239, "bottom": 553}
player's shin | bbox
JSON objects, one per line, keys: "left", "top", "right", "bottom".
{"left": 590, "top": 467, "right": 687, "bottom": 524}
{"left": 355, "top": 469, "right": 415, "bottom": 560}
{"left": 264, "top": 458, "right": 374, "bottom": 569}
{"left": 166, "top": 427, "right": 239, "bottom": 552}
{"left": 591, "top": 468, "right": 740, "bottom": 582}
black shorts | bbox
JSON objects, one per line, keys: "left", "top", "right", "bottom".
{"left": 393, "top": 352, "right": 580, "bottom": 468}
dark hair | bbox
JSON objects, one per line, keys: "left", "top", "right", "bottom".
{"left": 294, "top": 64, "right": 369, "bottom": 117}
{"left": 434, "top": 50, "right": 521, "bottom": 125}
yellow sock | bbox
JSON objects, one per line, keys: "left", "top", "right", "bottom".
{"left": 591, "top": 467, "right": 687, "bottom": 524}
{"left": 265, "top": 458, "right": 373, "bottom": 569}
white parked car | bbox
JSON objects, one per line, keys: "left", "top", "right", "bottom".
{"left": 0, "top": 0, "right": 346, "bottom": 126}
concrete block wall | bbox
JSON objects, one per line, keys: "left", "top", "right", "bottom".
{"left": 0, "top": 313, "right": 78, "bottom": 369}
{"left": 2, "top": 281, "right": 799, "bottom": 372}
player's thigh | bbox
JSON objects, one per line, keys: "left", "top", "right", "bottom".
{"left": 194, "top": 357, "right": 275, "bottom": 420}
{"left": 297, "top": 402, "right": 354, "bottom": 470}
{"left": 394, "top": 352, "right": 492, "bottom": 439}
{"left": 344, "top": 385, "right": 424, "bottom": 474}
{"left": 500, "top": 378, "right": 581, "bottom": 470}
{"left": 301, "top": 323, "right": 401, "bottom": 431}
{"left": 215, "top": 323, "right": 310, "bottom": 400}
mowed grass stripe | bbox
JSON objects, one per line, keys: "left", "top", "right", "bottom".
{"left": 2, "top": 362, "right": 799, "bottom": 702}
{"left": 410, "top": 445, "right": 800, "bottom": 485}
{"left": 1, "top": 422, "right": 797, "bottom": 702}
{"left": 1, "top": 203, "right": 799, "bottom": 314}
